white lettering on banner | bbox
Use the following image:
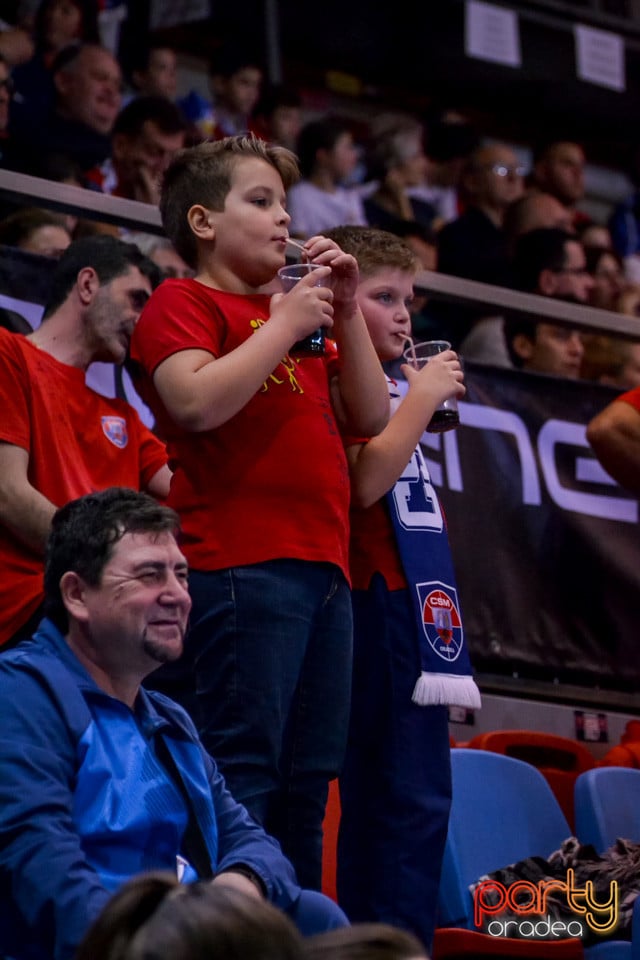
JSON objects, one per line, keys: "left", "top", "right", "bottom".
{"left": 420, "top": 401, "right": 638, "bottom": 524}
{"left": 392, "top": 451, "right": 444, "bottom": 532}
{"left": 538, "top": 420, "right": 638, "bottom": 523}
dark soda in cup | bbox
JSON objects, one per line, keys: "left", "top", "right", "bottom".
{"left": 403, "top": 339, "right": 461, "bottom": 434}
{"left": 290, "top": 328, "right": 325, "bottom": 357}
{"left": 278, "top": 262, "right": 329, "bottom": 359}
{"left": 427, "top": 407, "right": 460, "bottom": 433}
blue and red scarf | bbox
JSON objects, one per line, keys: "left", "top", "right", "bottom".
{"left": 384, "top": 381, "right": 481, "bottom": 708}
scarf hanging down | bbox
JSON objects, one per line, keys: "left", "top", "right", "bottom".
{"left": 385, "top": 433, "right": 481, "bottom": 709}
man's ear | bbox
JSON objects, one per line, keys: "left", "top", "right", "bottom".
{"left": 53, "top": 68, "right": 72, "bottom": 100}
{"left": 59, "top": 571, "right": 90, "bottom": 624}
{"left": 512, "top": 333, "right": 535, "bottom": 362}
{"left": 76, "top": 266, "right": 99, "bottom": 306}
{"left": 538, "top": 268, "right": 557, "bottom": 297}
{"left": 187, "top": 204, "right": 216, "bottom": 242}
{"left": 111, "top": 132, "right": 129, "bottom": 164}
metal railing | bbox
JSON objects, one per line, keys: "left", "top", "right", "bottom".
{"left": 0, "top": 166, "right": 636, "bottom": 340}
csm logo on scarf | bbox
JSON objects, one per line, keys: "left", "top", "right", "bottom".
{"left": 416, "top": 581, "right": 464, "bottom": 663}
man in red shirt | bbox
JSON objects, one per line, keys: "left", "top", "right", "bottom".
{"left": 0, "top": 235, "right": 170, "bottom": 646}
{"left": 84, "top": 95, "right": 187, "bottom": 206}
{"left": 587, "top": 386, "right": 640, "bottom": 495}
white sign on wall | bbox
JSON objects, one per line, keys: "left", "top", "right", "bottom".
{"left": 465, "top": 1, "right": 522, "bottom": 68}
{"left": 149, "top": 0, "right": 210, "bottom": 30}
{"left": 575, "top": 23, "right": 625, "bottom": 92}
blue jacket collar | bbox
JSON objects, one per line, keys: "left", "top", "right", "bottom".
{"left": 31, "top": 617, "right": 171, "bottom": 735}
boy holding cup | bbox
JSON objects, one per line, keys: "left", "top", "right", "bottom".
{"left": 129, "top": 136, "right": 388, "bottom": 890}
{"left": 325, "top": 226, "right": 479, "bottom": 951}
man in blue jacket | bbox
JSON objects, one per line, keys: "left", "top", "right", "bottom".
{"left": 0, "top": 487, "right": 346, "bottom": 960}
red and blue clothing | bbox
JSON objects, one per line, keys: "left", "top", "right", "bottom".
{"left": 0, "top": 328, "right": 167, "bottom": 645}
{"left": 130, "top": 278, "right": 353, "bottom": 889}
{"left": 0, "top": 619, "right": 306, "bottom": 960}
{"left": 338, "top": 377, "right": 458, "bottom": 949}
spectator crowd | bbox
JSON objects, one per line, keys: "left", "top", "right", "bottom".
{"left": 0, "top": 5, "right": 638, "bottom": 960}
{"left": 0, "top": 2, "right": 637, "bottom": 385}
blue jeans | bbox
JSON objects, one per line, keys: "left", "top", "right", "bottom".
{"left": 337, "top": 574, "right": 452, "bottom": 950}
{"left": 288, "top": 890, "right": 349, "bottom": 934}
{"left": 182, "top": 559, "right": 352, "bottom": 890}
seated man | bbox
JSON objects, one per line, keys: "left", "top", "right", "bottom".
{"left": 0, "top": 235, "right": 170, "bottom": 647}
{"left": 436, "top": 141, "right": 525, "bottom": 287}
{"left": 527, "top": 138, "right": 590, "bottom": 230}
{"left": 84, "top": 95, "right": 188, "bottom": 205}
{"left": 503, "top": 191, "right": 576, "bottom": 256}
{"left": 0, "top": 487, "right": 346, "bottom": 960}
{"left": 504, "top": 227, "right": 594, "bottom": 378}
{"left": 433, "top": 141, "right": 524, "bottom": 348}
{"left": 10, "top": 42, "right": 122, "bottom": 173}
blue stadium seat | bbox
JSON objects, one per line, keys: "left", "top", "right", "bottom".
{"left": 436, "top": 749, "right": 633, "bottom": 959}
{"left": 575, "top": 767, "right": 640, "bottom": 853}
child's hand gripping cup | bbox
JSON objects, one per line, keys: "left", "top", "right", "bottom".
{"left": 277, "top": 262, "right": 328, "bottom": 358}
{"left": 403, "top": 339, "right": 461, "bottom": 433}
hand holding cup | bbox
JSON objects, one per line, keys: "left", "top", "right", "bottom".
{"left": 277, "top": 262, "right": 331, "bottom": 358}
{"left": 402, "top": 340, "right": 464, "bottom": 433}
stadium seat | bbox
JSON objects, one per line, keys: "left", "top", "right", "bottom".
{"left": 467, "top": 730, "right": 596, "bottom": 829}
{"left": 575, "top": 767, "right": 640, "bottom": 853}
{"left": 436, "top": 749, "right": 632, "bottom": 959}
{"left": 433, "top": 926, "right": 585, "bottom": 958}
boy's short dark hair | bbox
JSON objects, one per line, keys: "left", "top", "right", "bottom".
{"left": 253, "top": 84, "right": 302, "bottom": 121}
{"left": 532, "top": 136, "right": 583, "bottom": 167}
{"left": 113, "top": 95, "right": 187, "bottom": 139}
{"left": 324, "top": 226, "right": 418, "bottom": 279}
{"left": 42, "top": 236, "right": 159, "bottom": 319}
{"left": 128, "top": 40, "right": 175, "bottom": 83}
{"left": 209, "top": 39, "right": 263, "bottom": 79}
{"left": 503, "top": 315, "right": 538, "bottom": 368}
{"left": 295, "top": 117, "right": 354, "bottom": 179}
{"left": 511, "top": 227, "right": 574, "bottom": 293}
{"left": 44, "top": 488, "right": 180, "bottom": 632}
{"left": 160, "top": 135, "right": 299, "bottom": 269}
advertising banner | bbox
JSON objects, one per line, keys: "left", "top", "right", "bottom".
{"left": 422, "top": 362, "right": 640, "bottom": 693}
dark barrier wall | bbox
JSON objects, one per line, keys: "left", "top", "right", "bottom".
{"left": 423, "top": 362, "right": 640, "bottom": 694}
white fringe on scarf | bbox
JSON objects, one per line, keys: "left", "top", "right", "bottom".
{"left": 412, "top": 671, "right": 482, "bottom": 708}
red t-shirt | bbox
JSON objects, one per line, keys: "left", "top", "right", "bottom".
{"left": 343, "top": 374, "right": 407, "bottom": 591}
{"left": 129, "top": 278, "right": 350, "bottom": 577}
{"left": 349, "top": 495, "right": 407, "bottom": 591}
{"left": 619, "top": 387, "right": 640, "bottom": 411}
{"left": 0, "top": 329, "right": 168, "bottom": 645}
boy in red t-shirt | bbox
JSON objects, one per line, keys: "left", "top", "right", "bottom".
{"left": 129, "top": 136, "right": 388, "bottom": 890}
{"left": 325, "top": 226, "right": 476, "bottom": 951}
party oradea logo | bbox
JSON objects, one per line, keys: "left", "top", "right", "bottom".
{"left": 416, "top": 581, "right": 463, "bottom": 663}
{"left": 473, "top": 870, "right": 619, "bottom": 940}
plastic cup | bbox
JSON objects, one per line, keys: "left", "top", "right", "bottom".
{"left": 277, "top": 262, "right": 328, "bottom": 357}
{"left": 403, "top": 339, "right": 460, "bottom": 433}
{"left": 278, "top": 262, "right": 328, "bottom": 291}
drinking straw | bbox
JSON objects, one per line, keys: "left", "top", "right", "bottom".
{"left": 406, "top": 335, "right": 418, "bottom": 368}
{"left": 287, "top": 238, "right": 309, "bottom": 262}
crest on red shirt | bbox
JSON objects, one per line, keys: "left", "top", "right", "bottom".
{"left": 101, "top": 416, "right": 128, "bottom": 449}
